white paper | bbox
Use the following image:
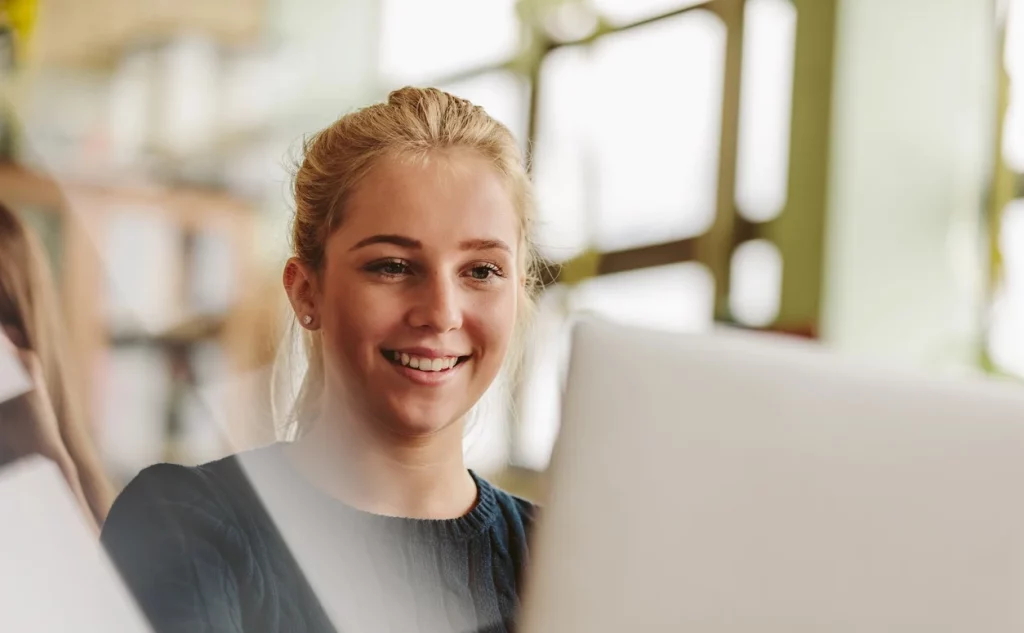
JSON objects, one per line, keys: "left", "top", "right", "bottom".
{"left": 0, "top": 343, "right": 31, "bottom": 404}
{"left": 0, "top": 457, "right": 152, "bottom": 632}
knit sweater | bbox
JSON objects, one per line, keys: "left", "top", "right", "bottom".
{"left": 100, "top": 444, "right": 535, "bottom": 633}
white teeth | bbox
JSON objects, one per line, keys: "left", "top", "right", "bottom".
{"left": 393, "top": 353, "right": 461, "bottom": 372}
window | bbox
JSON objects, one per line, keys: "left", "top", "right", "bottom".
{"left": 729, "top": 239, "right": 783, "bottom": 327}
{"left": 440, "top": 70, "right": 531, "bottom": 148}
{"left": 990, "top": 0, "right": 1024, "bottom": 376}
{"left": 1003, "top": 0, "right": 1024, "bottom": 171}
{"left": 735, "top": 0, "right": 797, "bottom": 222}
{"left": 990, "top": 200, "right": 1024, "bottom": 375}
{"left": 532, "top": 46, "right": 591, "bottom": 261}
{"left": 572, "top": 262, "right": 715, "bottom": 332}
{"left": 377, "top": 0, "right": 806, "bottom": 472}
{"left": 588, "top": 13, "right": 726, "bottom": 251}
{"left": 532, "top": 12, "right": 727, "bottom": 257}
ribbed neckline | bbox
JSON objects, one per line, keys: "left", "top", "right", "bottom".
{"left": 265, "top": 443, "right": 500, "bottom": 544}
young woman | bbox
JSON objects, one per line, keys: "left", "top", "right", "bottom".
{"left": 101, "top": 87, "right": 541, "bottom": 633}
{"left": 0, "top": 202, "right": 114, "bottom": 531}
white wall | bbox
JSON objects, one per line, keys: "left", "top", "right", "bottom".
{"left": 821, "top": 0, "right": 997, "bottom": 370}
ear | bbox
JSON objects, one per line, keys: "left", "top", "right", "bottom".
{"left": 283, "top": 257, "right": 320, "bottom": 329}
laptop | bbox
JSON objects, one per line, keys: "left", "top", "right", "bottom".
{"left": 520, "top": 317, "right": 1024, "bottom": 632}
{"left": 0, "top": 457, "right": 151, "bottom": 632}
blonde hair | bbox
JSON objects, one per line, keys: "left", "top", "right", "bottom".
{"left": 0, "top": 203, "right": 115, "bottom": 523}
{"left": 278, "top": 86, "right": 540, "bottom": 436}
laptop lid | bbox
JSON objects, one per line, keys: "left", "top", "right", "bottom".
{"left": 521, "top": 318, "right": 1024, "bottom": 632}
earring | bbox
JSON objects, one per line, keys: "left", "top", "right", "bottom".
{"left": 302, "top": 315, "right": 313, "bottom": 326}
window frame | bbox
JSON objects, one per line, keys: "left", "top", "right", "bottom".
{"left": 387, "top": 0, "right": 838, "bottom": 471}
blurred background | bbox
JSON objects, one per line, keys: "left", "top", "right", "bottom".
{"left": 0, "top": 0, "right": 1020, "bottom": 501}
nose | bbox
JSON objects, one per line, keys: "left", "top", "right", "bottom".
{"left": 407, "top": 274, "right": 463, "bottom": 333}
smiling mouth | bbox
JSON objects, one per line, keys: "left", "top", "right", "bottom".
{"left": 381, "top": 350, "right": 471, "bottom": 373}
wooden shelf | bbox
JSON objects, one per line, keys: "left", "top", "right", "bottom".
{"left": 2, "top": 162, "right": 263, "bottom": 473}
{"left": 32, "top": 0, "right": 265, "bottom": 69}
{"left": 108, "top": 313, "right": 227, "bottom": 348}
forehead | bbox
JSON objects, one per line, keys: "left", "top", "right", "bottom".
{"left": 335, "top": 149, "right": 519, "bottom": 249}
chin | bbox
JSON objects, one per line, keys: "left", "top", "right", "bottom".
{"left": 380, "top": 403, "right": 464, "bottom": 438}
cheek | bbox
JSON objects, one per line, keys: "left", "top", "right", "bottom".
{"left": 320, "top": 279, "right": 398, "bottom": 365}
{"left": 469, "top": 287, "right": 518, "bottom": 355}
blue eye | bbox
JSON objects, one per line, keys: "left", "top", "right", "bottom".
{"left": 469, "top": 263, "right": 503, "bottom": 281}
{"left": 367, "top": 259, "right": 411, "bottom": 278}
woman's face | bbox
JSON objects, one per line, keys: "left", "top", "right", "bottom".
{"left": 310, "top": 149, "right": 520, "bottom": 438}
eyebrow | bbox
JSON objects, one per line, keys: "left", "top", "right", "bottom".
{"left": 458, "top": 238, "right": 512, "bottom": 254}
{"left": 350, "top": 234, "right": 421, "bottom": 251}
{"left": 350, "top": 234, "right": 512, "bottom": 254}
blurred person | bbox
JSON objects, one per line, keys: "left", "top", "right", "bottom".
{"left": 0, "top": 202, "right": 115, "bottom": 531}
{"left": 102, "top": 87, "right": 539, "bottom": 633}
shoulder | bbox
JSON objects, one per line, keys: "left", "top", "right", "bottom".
{"left": 101, "top": 446, "right": 280, "bottom": 541}
{"left": 493, "top": 486, "right": 538, "bottom": 525}
{"left": 107, "top": 462, "right": 217, "bottom": 517}
{"left": 476, "top": 475, "right": 538, "bottom": 537}
{"left": 100, "top": 465, "right": 224, "bottom": 556}
{"left": 99, "top": 453, "right": 284, "bottom": 630}
{"left": 105, "top": 454, "right": 245, "bottom": 518}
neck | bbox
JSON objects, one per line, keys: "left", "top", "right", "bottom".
{"left": 288, "top": 406, "right": 477, "bottom": 520}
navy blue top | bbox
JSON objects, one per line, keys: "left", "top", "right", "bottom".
{"left": 100, "top": 444, "right": 536, "bottom": 633}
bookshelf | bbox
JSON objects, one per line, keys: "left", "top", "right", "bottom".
{"left": 0, "top": 163, "right": 263, "bottom": 485}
